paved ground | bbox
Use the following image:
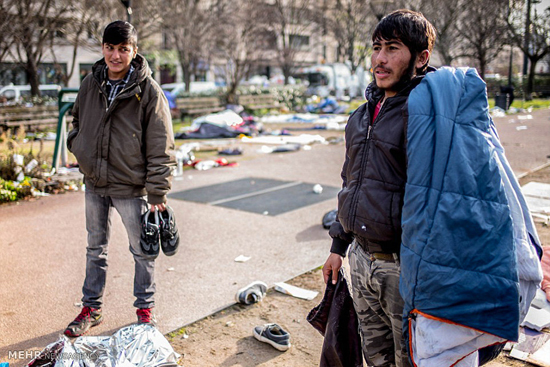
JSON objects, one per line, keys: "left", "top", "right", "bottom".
{"left": 0, "top": 107, "right": 548, "bottom": 366}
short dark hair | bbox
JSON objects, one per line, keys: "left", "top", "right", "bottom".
{"left": 102, "top": 20, "right": 138, "bottom": 47}
{"left": 372, "top": 9, "right": 436, "bottom": 74}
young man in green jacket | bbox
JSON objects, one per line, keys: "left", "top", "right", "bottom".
{"left": 65, "top": 20, "right": 175, "bottom": 337}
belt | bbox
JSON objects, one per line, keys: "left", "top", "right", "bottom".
{"left": 369, "top": 252, "right": 396, "bottom": 262}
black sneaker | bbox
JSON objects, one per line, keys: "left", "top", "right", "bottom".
{"left": 64, "top": 307, "right": 103, "bottom": 337}
{"left": 140, "top": 210, "right": 160, "bottom": 258}
{"left": 253, "top": 323, "right": 291, "bottom": 351}
{"left": 159, "top": 206, "right": 180, "bottom": 256}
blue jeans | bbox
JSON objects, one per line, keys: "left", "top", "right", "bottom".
{"left": 82, "top": 191, "right": 155, "bottom": 309}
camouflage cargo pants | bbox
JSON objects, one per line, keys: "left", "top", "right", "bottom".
{"left": 348, "top": 242, "right": 411, "bottom": 367}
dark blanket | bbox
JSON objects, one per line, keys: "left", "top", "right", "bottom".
{"left": 175, "top": 123, "right": 241, "bottom": 139}
{"left": 307, "top": 270, "right": 362, "bottom": 367}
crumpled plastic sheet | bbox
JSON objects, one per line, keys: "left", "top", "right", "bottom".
{"left": 27, "top": 324, "right": 179, "bottom": 367}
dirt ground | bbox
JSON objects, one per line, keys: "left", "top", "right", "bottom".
{"left": 168, "top": 165, "right": 550, "bottom": 367}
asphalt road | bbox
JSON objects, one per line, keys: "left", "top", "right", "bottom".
{"left": 0, "top": 107, "right": 548, "bottom": 366}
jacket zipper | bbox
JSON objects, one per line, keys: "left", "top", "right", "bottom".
{"left": 94, "top": 78, "right": 138, "bottom": 164}
{"left": 348, "top": 99, "right": 389, "bottom": 232}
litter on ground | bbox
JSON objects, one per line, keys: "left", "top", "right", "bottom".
{"left": 174, "top": 109, "right": 260, "bottom": 139}
{"left": 27, "top": 324, "right": 179, "bottom": 366}
{"left": 259, "top": 113, "right": 348, "bottom": 125}
{"left": 274, "top": 282, "right": 319, "bottom": 300}
{"left": 507, "top": 327, "right": 550, "bottom": 366}
{"left": 522, "top": 181, "right": 550, "bottom": 223}
{"left": 234, "top": 255, "right": 251, "bottom": 262}
{"left": 490, "top": 106, "right": 506, "bottom": 117}
{"left": 258, "top": 144, "right": 301, "bottom": 154}
{"left": 241, "top": 134, "right": 326, "bottom": 145}
{"left": 521, "top": 289, "right": 550, "bottom": 332}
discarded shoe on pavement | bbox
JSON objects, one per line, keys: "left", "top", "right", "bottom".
{"left": 253, "top": 323, "right": 291, "bottom": 351}
{"left": 235, "top": 281, "right": 267, "bottom": 305}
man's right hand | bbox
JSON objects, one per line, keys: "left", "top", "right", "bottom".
{"left": 323, "top": 253, "right": 343, "bottom": 285}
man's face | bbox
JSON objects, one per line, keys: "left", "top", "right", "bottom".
{"left": 371, "top": 38, "right": 413, "bottom": 98}
{"left": 102, "top": 42, "right": 137, "bottom": 80}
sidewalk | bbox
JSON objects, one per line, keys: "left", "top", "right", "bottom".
{"left": 0, "top": 108, "right": 548, "bottom": 366}
{"left": 0, "top": 132, "right": 344, "bottom": 366}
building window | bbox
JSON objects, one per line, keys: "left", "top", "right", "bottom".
{"left": 160, "top": 65, "right": 176, "bottom": 85}
{"left": 289, "top": 34, "right": 309, "bottom": 49}
{"left": 0, "top": 62, "right": 67, "bottom": 85}
{"left": 40, "top": 63, "right": 68, "bottom": 85}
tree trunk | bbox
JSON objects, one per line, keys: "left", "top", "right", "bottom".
{"left": 478, "top": 54, "right": 486, "bottom": 81}
{"left": 182, "top": 61, "right": 192, "bottom": 93}
{"left": 26, "top": 57, "right": 40, "bottom": 97}
{"left": 226, "top": 83, "right": 238, "bottom": 105}
{"left": 526, "top": 57, "right": 537, "bottom": 101}
{"left": 283, "top": 64, "right": 291, "bottom": 85}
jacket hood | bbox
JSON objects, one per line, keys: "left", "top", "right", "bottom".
{"left": 365, "top": 65, "right": 437, "bottom": 101}
{"left": 92, "top": 53, "right": 150, "bottom": 86}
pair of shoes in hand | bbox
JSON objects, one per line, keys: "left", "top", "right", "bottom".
{"left": 140, "top": 206, "right": 180, "bottom": 258}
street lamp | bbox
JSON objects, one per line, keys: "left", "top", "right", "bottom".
{"left": 120, "top": 0, "right": 132, "bottom": 23}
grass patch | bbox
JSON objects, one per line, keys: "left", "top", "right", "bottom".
{"left": 166, "top": 327, "right": 188, "bottom": 340}
{"left": 488, "top": 98, "right": 550, "bottom": 110}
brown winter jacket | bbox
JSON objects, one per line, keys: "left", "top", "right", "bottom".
{"left": 67, "top": 54, "right": 175, "bottom": 204}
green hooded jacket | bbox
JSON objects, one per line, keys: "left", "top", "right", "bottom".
{"left": 67, "top": 54, "right": 175, "bottom": 204}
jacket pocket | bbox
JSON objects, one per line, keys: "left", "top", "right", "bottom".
{"left": 70, "top": 133, "right": 96, "bottom": 180}
{"left": 108, "top": 132, "right": 146, "bottom": 185}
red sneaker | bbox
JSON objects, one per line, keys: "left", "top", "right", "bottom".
{"left": 64, "top": 306, "right": 103, "bottom": 337}
{"left": 136, "top": 308, "right": 156, "bottom": 325}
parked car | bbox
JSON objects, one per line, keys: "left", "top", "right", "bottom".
{"left": 0, "top": 84, "right": 62, "bottom": 104}
{"left": 293, "top": 63, "right": 370, "bottom": 100}
{"left": 161, "top": 81, "right": 218, "bottom": 97}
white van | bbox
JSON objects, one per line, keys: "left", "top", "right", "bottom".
{"left": 0, "top": 84, "right": 62, "bottom": 103}
{"left": 161, "top": 81, "right": 218, "bottom": 96}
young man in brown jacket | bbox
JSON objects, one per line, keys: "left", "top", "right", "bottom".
{"left": 64, "top": 20, "right": 175, "bottom": 337}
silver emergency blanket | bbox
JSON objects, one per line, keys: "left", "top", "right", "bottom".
{"left": 27, "top": 324, "right": 179, "bottom": 367}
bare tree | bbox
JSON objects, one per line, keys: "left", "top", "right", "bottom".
{"left": 213, "top": 0, "right": 272, "bottom": 103}
{"left": 265, "top": 0, "right": 319, "bottom": 84}
{"left": 329, "top": 0, "right": 374, "bottom": 72}
{"left": 8, "top": 0, "right": 72, "bottom": 95}
{"left": 161, "top": 0, "right": 218, "bottom": 92}
{"left": 507, "top": 1, "right": 550, "bottom": 99}
{"left": 0, "top": 0, "right": 17, "bottom": 64}
{"left": 47, "top": 1, "right": 119, "bottom": 86}
{"left": 455, "top": 0, "right": 510, "bottom": 79}
{"left": 414, "top": 0, "right": 465, "bottom": 66}
{"left": 369, "top": 0, "right": 408, "bottom": 21}
{"left": 127, "top": 0, "right": 163, "bottom": 42}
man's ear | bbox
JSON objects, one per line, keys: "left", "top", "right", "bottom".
{"left": 133, "top": 46, "right": 138, "bottom": 59}
{"left": 415, "top": 50, "right": 430, "bottom": 69}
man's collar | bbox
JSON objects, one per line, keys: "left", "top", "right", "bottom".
{"left": 104, "top": 64, "right": 135, "bottom": 83}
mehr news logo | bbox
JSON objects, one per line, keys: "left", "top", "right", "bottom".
{"left": 1, "top": 362, "right": 9, "bottom": 367}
